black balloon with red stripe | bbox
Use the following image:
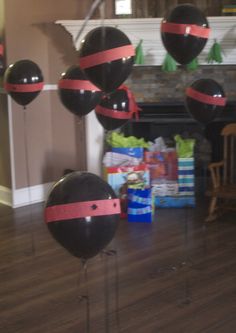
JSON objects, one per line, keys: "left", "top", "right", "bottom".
{"left": 161, "top": 4, "right": 209, "bottom": 65}
{"left": 185, "top": 79, "right": 226, "bottom": 124}
{"left": 4, "top": 59, "right": 44, "bottom": 106}
{"left": 79, "top": 26, "right": 134, "bottom": 93}
{"left": 95, "top": 87, "right": 131, "bottom": 131}
{"left": 58, "top": 65, "right": 103, "bottom": 117}
{"left": 45, "top": 171, "right": 120, "bottom": 260}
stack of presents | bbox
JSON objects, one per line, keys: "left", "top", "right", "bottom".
{"left": 103, "top": 132, "right": 195, "bottom": 223}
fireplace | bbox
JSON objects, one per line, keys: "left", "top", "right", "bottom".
{"left": 122, "top": 102, "right": 236, "bottom": 194}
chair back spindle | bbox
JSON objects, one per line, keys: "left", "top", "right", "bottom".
{"left": 206, "top": 123, "right": 236, "bottom": 221}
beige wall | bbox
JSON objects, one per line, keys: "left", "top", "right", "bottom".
{"left": 0, "top": 93, "right": 11, "bottom": 188}
{"left": 0, "top": 0, "right": 11, "bottom": 189}
{"left": 0, "top": 0, "right": 4, "bottom": 34}
{"left": 4, "top": 0, "right": 92, "bottom": 189}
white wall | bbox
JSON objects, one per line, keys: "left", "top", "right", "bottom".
{"left": 85, "top": 111, "right": 104, "bottom": 176}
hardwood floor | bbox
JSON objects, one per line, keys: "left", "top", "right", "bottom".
{"left": 0, "top": 199, "right": 236, "bottom": 332}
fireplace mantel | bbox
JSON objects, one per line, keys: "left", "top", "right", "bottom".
{"left": 56, "top": 17, "right": 236, "bottom": 66}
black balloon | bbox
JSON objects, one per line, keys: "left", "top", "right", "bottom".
{"left": 185, "top": 79, "right": 226, "bottom": 124}
{"left": 79, "top": 26, "right": 134, "bottom": 93}
{"left": 4, "top": 59, "right": 44, "bottom": 106}
{"left": 45, "top": 172, "right": 120, "bottom": 260}
{"left": 161, "top": 4, "right": 209, "bottom": 65}
{"left": 58, "top": 65, "right": 103, "bottom": 117}
{"left": 95, "top": 87, "right": 131, "bottom": 131}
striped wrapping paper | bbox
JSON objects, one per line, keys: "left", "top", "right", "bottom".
{"left": 178, "top": 158, "right": 195, "bottom": 196}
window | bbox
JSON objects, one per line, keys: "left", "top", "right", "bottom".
{"left": 115, "top": 0, "right": 132, "bottom": 15}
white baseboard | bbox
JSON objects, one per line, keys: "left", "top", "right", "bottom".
{"left": 0, "top": 185, "right": 12, "bottom": 207}
{"left": 12, "top": 182, "right": 54, "bottom": 208}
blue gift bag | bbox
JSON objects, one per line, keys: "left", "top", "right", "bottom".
{"left": 127, "top": 188, "right": 153, "bottom": 223}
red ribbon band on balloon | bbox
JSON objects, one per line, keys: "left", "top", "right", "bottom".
{"left": 186, "top": 87, "right": 227, "bottom": 106}
{"left": 79, "top": 45, "right": 135, "bottom": 69}
{"left": 96, "top": 105, "right": 132, "bottom": 119}
{"left": 58, "top": 79, "right": 101, "bottom": 91}
{"left": 45, "top": 198, "right": 121, "bottom": 223}
{"left": 95, "top": 85, "right": 140, "bottom": 120}
{"left": 4, "top": 82, "right": 44, "bottom": 93}
{"left": 119, "top": 85, "right": 141, "bottom": 120}
{"left": 0, "top": 44, "right": 3, "bottom": 55}
{"left": 161, "top": 21, "right": 211, "bottom": 38}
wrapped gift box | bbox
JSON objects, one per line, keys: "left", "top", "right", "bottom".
{"left": 104, "top": 164, "right": 150, "bottom": 218}
{"left": 155, "top": 195, "right": 196, "bottom": 208}
{"left": 152, "top": 157, "right": 195, "bottom": 207}
{"left": 152, "top": 181, "right": 179, "bottom": 197}
{"left": 104, "top": 164, "right": 150, "bottom": 195}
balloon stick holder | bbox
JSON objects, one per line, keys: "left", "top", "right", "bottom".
{"left": 77, "top": 249, "right": 120, "bottom": 333}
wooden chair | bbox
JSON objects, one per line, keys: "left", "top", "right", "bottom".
{"left": 205, "top": 123, "right": 236, "bottom": 222}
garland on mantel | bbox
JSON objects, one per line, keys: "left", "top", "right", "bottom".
{"left": 186, "top": 58, "right": 199, "bottom": 71}
{"left": 134, "top": 39, "right": 144, "bottom": 65}
{"left": 162, "top": 53, "right": 199, "bottom": 72}
{"left": 161, "top": 53, "right": 177, "bottom": 72}
{"left": 207, "top": 39, "right": 223, "bottom": 64}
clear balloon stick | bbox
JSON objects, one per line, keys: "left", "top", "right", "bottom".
{"left": 103, "top": 250, "right": 110, "bottom": 333}
{"left": 23, "top": 107, "right": 35, "bottom": 256}
{"left": 74, "top": 0, "right": 105, "bottom": 45}
{"left": 182, "top": 207, "right": 192, "bottom": 305}
{"left": 102, "top": 249, "right": 120, "bottom": 332}
{"left": 84, "top": 261, "right": 91, "bottom": 333}
{"left": 114, "top": 250, "right": 121, "bottom": 332}
{"left": 77, "top": 259, "right": 90, "bottom": 333}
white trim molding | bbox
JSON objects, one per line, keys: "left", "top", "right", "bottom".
{"left": 5, "top": 86, "right": 57, "bottom": 209}
{"left": 12, "top": 182, "right": 54, "bottom": 208}
{"left": 56, "top": 16, "right": 236, "bottom": 65}
{"left": 85, "top": 111, "right": 104, "bottom": 176}
{"left": 0, "top": 186, "right": 12, "bottom": 207}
